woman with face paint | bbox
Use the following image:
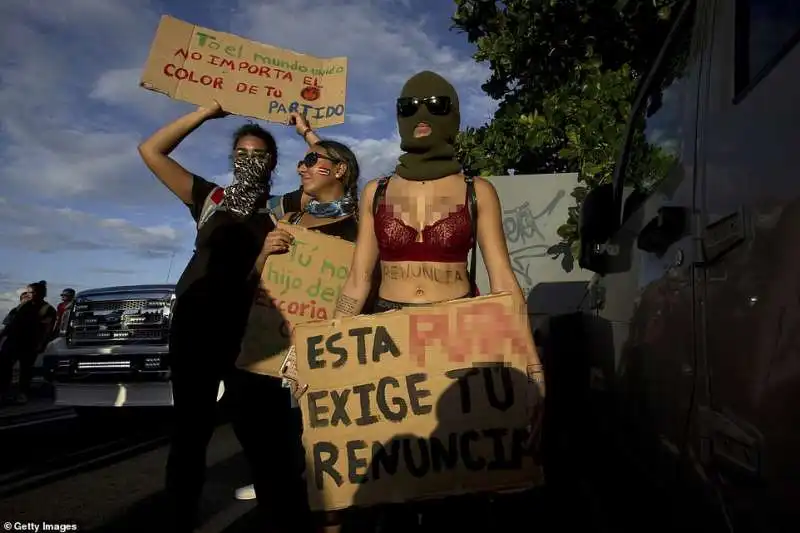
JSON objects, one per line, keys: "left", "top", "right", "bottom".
{"left": 332, "top": 71, "right": 545, "bottom": 528}
{"left": 228, "top": 138, "right": 361, "bottom": 533}
{"left": 138, "top": 102, "right": 321, "bottom": 533}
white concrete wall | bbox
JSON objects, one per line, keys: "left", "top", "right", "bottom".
{"left": 474, "top": 173, "right": 593, "bottom": 317}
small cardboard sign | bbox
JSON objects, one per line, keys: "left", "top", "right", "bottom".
{"left": 293, "top": 293, "right": 542, "bottom": 511}
{"left": 140, "top": 15, "right": 348, "bottom": 127}
{"left": 236, "top": 223, "right": 355, "bottom": 377}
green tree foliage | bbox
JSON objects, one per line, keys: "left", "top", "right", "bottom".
{"left": 452, "top": 0, "right": 682, "bottom": 261}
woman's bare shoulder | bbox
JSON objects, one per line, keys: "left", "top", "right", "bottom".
{"left": 473, "top": 175, "right": 499, "bottom": 198}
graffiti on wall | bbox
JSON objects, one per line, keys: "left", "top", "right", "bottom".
{"left": 502, "top": 190, "right": 566, "bottom": 291}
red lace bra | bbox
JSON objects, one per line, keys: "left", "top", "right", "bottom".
{"left": 372, "top": 176, "right": 476, "bottom": 263}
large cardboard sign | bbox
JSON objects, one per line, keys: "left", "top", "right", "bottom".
{"left": 140, "top": 15, "right": 348, "bottom": 127}
{"left": 294, "top": 294, "right": 542, "bottom": 511}
{"left": 236, "top": 223, "right": 355, "bottom": 377}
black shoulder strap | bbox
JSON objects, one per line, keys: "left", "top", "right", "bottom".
{"left": 287, "top": 211, "right": 304, "bottom": 225}
{"left": 372, "top": 177, "right": 391, "bottom": 217}
{"left": 465, "top": 176, "right": 478, "bottom": 294}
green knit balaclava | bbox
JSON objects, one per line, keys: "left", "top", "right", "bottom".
{"left": 395, "top": 71, "right": 462, "bottom": 181}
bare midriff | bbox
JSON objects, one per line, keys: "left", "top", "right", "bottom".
{"left": 378, "top": 260, "right": 470, "bottom": 303}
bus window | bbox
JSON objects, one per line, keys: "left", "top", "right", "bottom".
{"left": 735, "top": 0, "right": 800, "bottom": 97}
{"left": 620, "top": 1, "right": 696, "bottom": 209}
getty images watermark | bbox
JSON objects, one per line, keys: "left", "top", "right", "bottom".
{"left": 3, "top": 523, "right": 78, "bottom": 532}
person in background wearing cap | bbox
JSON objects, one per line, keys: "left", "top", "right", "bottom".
{"left": 54, "top": 288, "right": 75, "bottom": 336}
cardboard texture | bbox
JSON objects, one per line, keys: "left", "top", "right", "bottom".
{"left": 236, "top": 223, "right": 355, "bottom": 377}
{"left": 294, "top": 293, "right": 543, "bottom": 511}
{"left": 140, "top": 15, "right": 348, "bottom": 127}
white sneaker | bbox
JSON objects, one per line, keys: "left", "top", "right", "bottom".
{"left": 234, "top": 484, "right": 256, "bottom": 501}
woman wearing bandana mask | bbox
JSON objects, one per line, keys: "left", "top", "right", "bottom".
{"left": 331, "top": 71, "right": 545, "bottom": 530}
{"left": 138, "top": 102, "right": 321, "bottom": 533}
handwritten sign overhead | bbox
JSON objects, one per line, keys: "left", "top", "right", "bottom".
{"left": 140, "top": 15, "right": 348, "bottom": 127}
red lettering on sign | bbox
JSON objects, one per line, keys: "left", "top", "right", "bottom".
{"left": 208, "top": 55, "right": 236, "bottom": 71}
{"left": 408, "top": 302, "right": 528, "bottom": 367}
{"left": 254, "top": 290, "right": 328, "bottom": 322}
{"left": 236, "top": 82, "right": 260, "bottom": 95}
{"left": 172, "top": 48, "right": 203, "bottom": 61}
{"left": 163, "top": 64, "right": 223, "bottom": 89}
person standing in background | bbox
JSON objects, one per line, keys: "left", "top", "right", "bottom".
{"left": 2, "top": 291, "right": 31, "bottom": 327}
{"left": 0, "top": 281, "right": 56, "bottom": 404}
{"left": 54, "top": 288, "right": 75, "bottom": 335}
{"left": 0, "top": 291, "right": 32, "bottom": 354}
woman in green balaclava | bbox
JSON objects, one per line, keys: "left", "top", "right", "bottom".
{"left": 316, "top": 70, "right": 546, "bottom": 531}
{"left": 394, "top": 70, "right": 463, "bottom": 181}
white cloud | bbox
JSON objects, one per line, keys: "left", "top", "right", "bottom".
{"left": 89, "top": 67, "right": 177, "bottom": 120}
{"left": 464, "top": 91, "right": 500, "bottom": 128}
{"left": 233, "top": 0, "right": 490, "bottom": 99}
{"left": 1, "top": 0, "right": 494, "bottom": 206}
{"left": 331, "top": 134, "right": 404, "bottom": 187}
{"left": 349, "top": 114, "right": 377, "bottom": 125}
{"left": 0, "top": 0, "right": 166, "bottom": 204}
{"left": 0, "top": 198, "right": 187, "bottom": 258}
{"left": 0, "top": 0, "right": 498, "bottom": 299}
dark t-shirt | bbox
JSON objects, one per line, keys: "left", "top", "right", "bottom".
{"left": 266, "top": 188, "right": 303, "bottom": 220}
{"left": 171, "top": 175, "right": 275, "bottom": 355}
{"left": 2, "top": 301, "right": 56, "bottom": 353}
{"left": 282, "top": 188, "right": 303, "bottom": 213}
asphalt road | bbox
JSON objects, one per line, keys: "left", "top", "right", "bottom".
{"left": 0, "top": 408, "right": 571, "bottom": 533}
{"left": 0, "top": 415, "right": 260, "bottom": 533}
{"left": 0, "top": 401, "right": 695, "bottom": 533}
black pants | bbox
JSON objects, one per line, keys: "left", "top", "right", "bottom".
{"left": 164, "top": 343, "right": 233, "bottom": 533}
{"left": 373, "top": 295, "right": 470, "bottom": 313}
{"left": 0, "top": 346, "right": 37, "bottom": 396}
{"left": 227, "top": 369, "right": 312, "bottom": 533}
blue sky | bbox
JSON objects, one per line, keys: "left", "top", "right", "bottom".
{"left": 0, "top": 0, "right": 497, "bottom": 315}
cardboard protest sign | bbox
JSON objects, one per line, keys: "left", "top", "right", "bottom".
{"left": 293, "top": 293, "right": 542, "bottom": 511}
{"left": 236, "top": 223, "right": 355, "bottom": 377}
{"left": 140, "top": 15, "right": 348, "bottom": 127}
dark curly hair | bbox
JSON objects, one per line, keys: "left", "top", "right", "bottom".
{"left": 231, "top": 123, "right": 278, "bottom": 172}
{"left": 29, "top": 280, "right": 47, "bottom": 300}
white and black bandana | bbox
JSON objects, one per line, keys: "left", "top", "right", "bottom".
{"left": 222, "top": 155, "right": 270, "bottom": 218}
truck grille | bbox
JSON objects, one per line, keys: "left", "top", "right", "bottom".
{"left": 84, "top": 300, "right": 148, "bottom": 312}
{"left": 68, "top": 296, "right": 172, "bottom": 346}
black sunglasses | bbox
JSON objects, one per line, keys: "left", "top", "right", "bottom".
{"left": 396, "top": 96, "right": 452, "bottom": 118}
{"left": 298, "top": 152, "right": 338, "bottom": 169}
